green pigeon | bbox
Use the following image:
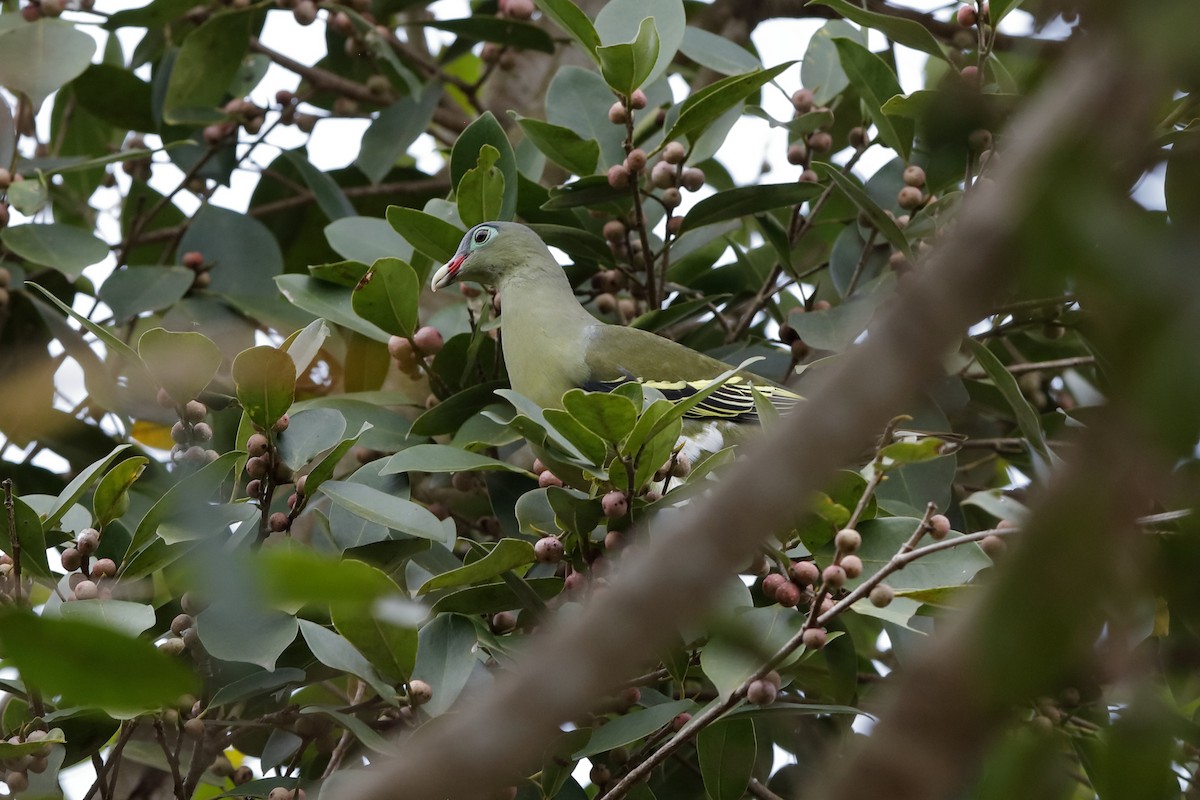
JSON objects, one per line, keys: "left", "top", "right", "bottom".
{"left": 430, "top": 221, "right": 800, "bottom": 441}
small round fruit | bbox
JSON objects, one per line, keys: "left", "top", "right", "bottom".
{"left": 608, "top": 102, "right": 628, "bottom": 125}
{"left": 791, "top": 88, "right": 815, "bottom": 114}
{"left": 246, "top": 479, "right": 263, "bottom": 498}
{"left": 822, "top": 564, "right": 847, "bottom": 588}
{"left": 184, "top": 718, "right": 205, "bottom": 737}
{"left": 590, "top": 764, "right": 612, "bottom": 786}
{"left": 388, "top": 335, "right": 415, "bottom": 363}
{"left": 171, "top": 613, "right": 195, "bottom": 634}
{"left": 980, "top": 534, "right": 1007, "bottom": 558}
{"left": 601, "top": 491, "right": 628, "bottom": 519}
{"left": 746, "top": 679, "right": 778, "bottom": 706}
{"left": 869, "top": 583, "right": 895, "bottom": 607}
{"left": 596, "top": 293, "right": 617, "bottom": 314}
{"left": 840, "top": 554, "right": 863, "bottom": 578}
{"left": 662, "top": 141, "right": 686, "bottom": 164}
{"left": 960, "top": 65, "right": 980, "bottom": 84}
{"left": 956, "top": 4, "right": 977, "bottom": 25}
{"left": 273, "top": 414, "right": 290, "bottom": 433}
{"left": 183, "top": 251, "right": 205, "bottom": 269}
{"left": 671, "top": 712, "right": 691, "bottom": 731}
{"left": 625, "top": 148, "right": 647, "bottom": 173}
{"left": 246, "top": 456, "right": 268, "bottom": 479}
{"left": 650, "top": 159, "right": 676, "bottom": 189}
{"left": 775, "top": 581, "right": 802, "bottom": 608}
{"left": 192, "top": 422, "right": 213, "bottom": 442}
{"left": 74, "top": 580, "right": 99, "bottom": 600}
{"left": 800, "top": 168, "right": 819, "bottom": 183}
{"left": 789, "top": 560, "right": 820, "bottom": 585}
{"left": 787, "top": 143, "right": 807, "bottom": 165}
{"left": 91, "top": 558, "right": 117, "bottom": 579}
{"left": 408, "top": 679, "right": 433, "bottom": 705}
{"left": 808, "top": 131, "right": 833, "bottom": 153}
{"left": 505, "top": 0, "right": 534, "bottom": 18}
{"left": 602, "top": 220, "right": 626, "bottom": 241}
{"left": 761, "top": 572, "right": 787, "bottom": 600}
{"left": 764, "top": 669, "right": 782, "bottom": 688}
{"left": 849, "top": 126, "right": 868, "bottom": 148}
{"left": 897, "top": 185, "right": 924, "bottom": 209}
{"left": 801, "top": 627, "right": 827, "bottom": 649}
{"left": 606, "top": 164, "right": 631, "bottom": 189}
{"left": 491, "top": 610, "right": 517, "bottom": 634}
{"left": 269, "top": 512, "right": 290, "bottom": 532}
{"left": 680, "top": 168, "right": 705, "bottom": 191}
{"left": 537, "top": 470, "right": 563, "bottom": 489}
{"left": 902, "top": 165, "right": 926, "bottom": 188}
{"left": 171, "top": 421, "right": 189, "bottom": 444}
{"left": 629, "top": 89, "right": 648, "bottom": 110}
{"left": 929, "top": 514, "right": 952, "bottom": 539}
{"left": 233, "top": 766, "right": 254, "bottom": 786}
{"left": 77, "top": 528, "right": 100, "bottom": 556}
{"left": 534, "top": 536, "right": 564, "bottom": 563}
{"left": 834, "top": 528, "right": 861, "bottom": 552}
{"left": 661, "top": 188, "right": 682, "bottom": 209}
{"left": 61, "top": 547, "right": 82, "bottom": 571}
{"left": 413, "top": 326, "right": 444, "bottom": 354}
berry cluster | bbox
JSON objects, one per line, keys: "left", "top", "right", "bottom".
{"left": 0, "top": 730, "right": 54, "bottom": 795}
{"left": 387, "top": 326, "right": 445, "bottom": 381}
{"left": 784, "top": 88, "right": 845, "bottom": 183}
{"left": 157, "top": 390, "right": 219, "bottom": 468}
{"left": 243, "top": 419, "right": 303, "bottom": 537}
{"left": 59, "top": 527, "right": 119, "bottom": 602}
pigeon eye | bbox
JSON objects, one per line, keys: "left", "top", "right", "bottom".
{"left": 472, "top": 227, "right": 493, "bottom": 246}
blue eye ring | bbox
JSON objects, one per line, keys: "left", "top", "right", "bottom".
{"left": 470, "top": 226, "right": 496, "bottom": 248}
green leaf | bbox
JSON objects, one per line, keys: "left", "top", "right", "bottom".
{"left": 301, "top": 706, "right": 396, "bottom": 755}
{"left": 418, "top": 539, "right": 535, "bottom": 594}
{"left": 332, "top": 603, "right": 417, "bottom": 685}
{"left": 679, "top": 27, "right": 759, "bottom": 75}
{"left": 351, "top": 257, "right": 420, "bottom": 338}
{"left": 92, "top": 456, "right": 147, "bottom": 528}
{"left": 832, "top": 38, "right": 914, "bottom": 161}
{"left": 810, "top": 0, "right": 947, "bottom": 61}
{"left": 357, "top": 86, "right": 442, "bottom": 184}
{"left": 681, "top": 183, "right": 823, "bottom": 233}
{"left": 832, "top": 517, "right": 991, "bottom": 593}
{"left": 208, "top": 668, "right": 305, "bottom": 709}
{"left": 385, "top": 206, "right": 464, "bottom": 264}
{"left": 298, "top": 619, "right": 395, "bottom": 700}
{"left": 987, "top": 0, "right": 1026, "bottom": 23}
{"left": 57, "top": 600, "right": 156, "bottom": 637}
{"left": 813, "top": 163, "right": 913, "bottom": 260}
{"left": 457, "top": 144, "right": 506, "bottom": 228}
{"left": 196, "top": 601, "right": 298, "bottom": 671}
{"left": 532, "top": 0, "right": 601, "bottom": 55}
{"left": 595, "top": 0, "right": 684, "bottom": 87}
{"left": 124, "top": 450, "right": 242, "bottom": 558}
{"left": 965, "top": 339, "right": 1054, "bottom": 467}
{"left": 879, "top": 437, "right": 951, "bottom": 466}
{"left": 449, "top": 112, "right": 518, "bottom": 222}
{"left": 285, "top": 151, "right": 355, "bottom": 222}
{"left": 320, "top": 481, "right": 454, "bottom": 545}
{"left": 6, "top": 177, "right": 47, "bottom": 216}
{"left": 0, "top": 497, "right": 49, "bottom": 578}
{"left": 0, "top": 19, "right": 96, "bottom": 109}
{"left": 542, "top": 408, "right": 609, "bottom": 466}
{"left": 573, "top": 699, "right": 695, "bottom": 758}
{"left": 232, "top": 346, "right": 296, "bottom": 431}
{"left": 511, "top": 115, "right": 600, "bottom": 177}
{"left": 664, "top": 62, "right": 795, "bottom": 147}
{"left": 597, "top": 16, "right": 661, "bottom": 96}
{"left": 562, "top": 389, "right": 638, "bottom": 444}
{"left": 178, "top": 204, "right": 284, "bottom": 299}
{"left": 98, "top": 266, "right": 194, "bottom": 322}
{"left": 787, "top": 274, "right": 895, "bottom": 351}
{"left": 420, "top": 16, "right": 555, "bottom": 53}
{"left": 284, "top": 319, "right": 331, "bottom": 380}
{"left": 382, "top": 444, "right": 529, "bottom": 475}
{"left": 275, "top": 274, "right": 391, "bottom": 342}
{"left": 541, "top": 174, "right": 630, "bottom": 211}
{"left": 258, "top": 548, "right": 400, "bottom": 609}
{"left": 44, "top": 444, "right": 131, "bottom": 533}
{"left": 701, "top": 605, "right": 806, "bottom": 698}
{"left": 162, "top": 8, "right": 253, "bottom": 124}
{"left": 429, "top": 576, "right": 561, "bottom": 615}
{"left": 546, "top": 67, "right": 626, "bottom": 168}
{"left": 411, "top": 613, "right": 478, "bottom": 716}
{"left": 697, "top": 718, "right": 757, "bottom": 800}
{"left": 72, "top": 63, "right": 156, "bottom": 132}
{"left": 0, "top": 608, "right": 195, "bottom": 715}
{"left": 138, "top": 328, "right": 222, "bottom": 403}
{"left": 0, "top": 223, "right": 109, "bottom": 278}
{"left": 275, "top": 408, "right": 347, "bottom": 470}
{"left": 802, "top": 20, "right": 860, "bottom": 105}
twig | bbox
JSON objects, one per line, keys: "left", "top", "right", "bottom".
{"left": 748, "top": 777, "right": 787, "bottom": 800}
{"left": 962, "top": 355, "right": 1096, "bottom": 378}
{"left": 83, "top": 723, "right": 135, "bottom": 800}
{"left": 154, "top": 718, "right": 187, "bottom": 800}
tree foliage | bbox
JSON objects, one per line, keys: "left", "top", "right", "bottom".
{"left": 0, "top": 0, "right": 1199, "bottom": 798}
